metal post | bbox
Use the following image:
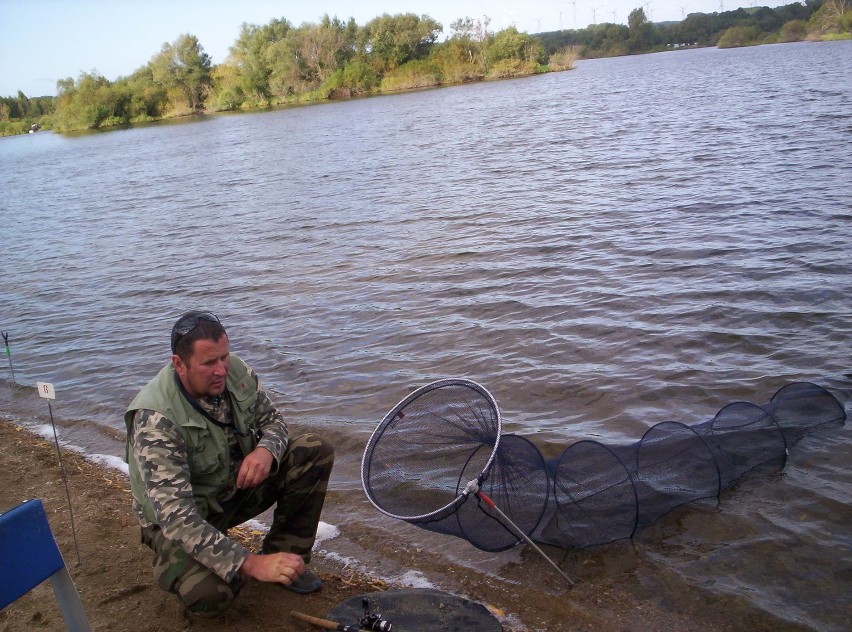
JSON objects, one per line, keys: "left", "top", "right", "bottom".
{"left": 46, "top": 396, "right": 82, "bottom": 566}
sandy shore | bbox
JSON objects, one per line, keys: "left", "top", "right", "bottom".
{"left": 0, "top": 418, "right": 812, "bottom": 632}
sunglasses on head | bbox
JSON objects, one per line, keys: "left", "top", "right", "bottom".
{"left": 170, "top": 311, "right": 221, "bottom": 353}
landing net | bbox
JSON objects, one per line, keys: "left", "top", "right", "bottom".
{"left": 362, "top": 379, "right": 502, "bottom": 528}
{"left": 362, "top": 381, "right": 846, "bottom": 552}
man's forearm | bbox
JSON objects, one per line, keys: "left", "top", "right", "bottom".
{"left": 254, "top": 388, "right": 289, "bottom": 461}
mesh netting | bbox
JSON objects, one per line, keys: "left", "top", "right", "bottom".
{"left": 536, "top": 382, "right": 847, "bottom": 547}
{"left": 363, "top": 381, "right": 846, "bottom": 552}
{"left": 456, "top": 434, "right": 550, "bottom": 551}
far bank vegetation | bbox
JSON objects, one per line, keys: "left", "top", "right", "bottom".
{"left": 2, "top": 0, "right": 850, "bottom": 135}
{"left": 41, "top": 14, "right": 575, "bottom": 134}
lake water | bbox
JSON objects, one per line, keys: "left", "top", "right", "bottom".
{"left": 1, "top": 41, "right": 850, "bottom": 630}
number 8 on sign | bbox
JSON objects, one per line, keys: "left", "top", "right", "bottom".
{"left": 37, "top": 382, "right": 56, "bottom": 400}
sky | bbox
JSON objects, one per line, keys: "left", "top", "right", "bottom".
{"left": 1, "top": 0, "right": 779, "bottom": 97}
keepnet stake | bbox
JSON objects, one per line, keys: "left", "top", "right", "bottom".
{"left": 2, "top": 331, "right": 15, "bottom": 385}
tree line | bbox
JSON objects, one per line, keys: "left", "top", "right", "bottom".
{"left": 1, "top": 1, "right": 849, "bottom": 135}
{"left": 3, "top": 13, "right": 566, "bottom": 135}
{"left": 0, "top": 91, "right": 55, "bottom": 135}
{"left": 537, "top": 0, "right": 849, "bottom": 57}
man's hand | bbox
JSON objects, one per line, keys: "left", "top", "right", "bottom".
{"left": 237, "top": 446, "right": 274, "bottom": 489}
{"left": 240, "top": 551, "right": 305, "bottom": 585}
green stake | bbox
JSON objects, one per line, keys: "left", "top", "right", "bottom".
{"left": 1, "top": 331, "right": 15, "bottom": 386}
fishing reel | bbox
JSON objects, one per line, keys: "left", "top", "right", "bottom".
{"left": 360, "top": 598, "right": 392, "bottom": 631}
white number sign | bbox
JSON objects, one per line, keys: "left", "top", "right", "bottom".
{"left": 37, "top": 381, "right": 56, "bottom": 400}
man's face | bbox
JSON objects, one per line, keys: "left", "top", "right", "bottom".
{"left": 173, "top": 334, "right": 230, "bottom": 399}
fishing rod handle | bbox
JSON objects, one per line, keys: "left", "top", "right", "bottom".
{"left": 290, "top": 610, "right": 359, "bottom": 632}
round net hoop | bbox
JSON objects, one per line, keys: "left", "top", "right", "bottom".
{"left": 361, "top": 378, "right": 502, "bottom": 522}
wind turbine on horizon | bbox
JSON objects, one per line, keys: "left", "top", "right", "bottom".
{"left": 559, "top": 0, "right": 578, "bottom": 30}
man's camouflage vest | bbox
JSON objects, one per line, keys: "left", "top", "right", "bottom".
{"left": 124, "top": 354, "right": 259, "bottom": 521}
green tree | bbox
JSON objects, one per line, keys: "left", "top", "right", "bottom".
{"left": 150, "top": 34, "right": 212, "bottom": 111}
{"left": 628, "top": 7, "right": 648, "bottom": 33}
{"left": 627, "top": 7, "right": 659, "bottom": 51}
{"left": 53, "top": 71, "right": 126, "bottom": 131}
{"left": 121, "top": 66, "right": 167, "bottom": 121}
{"left": 674, "top": 12, "right": 717, "bottom": 45}
{"left": 449, "top": 16, "right": 491, "bottom": 59}
{"left": 362, "top": 13, "right": 442, "bottom": 70}
{"left": 227, "top": 19, "right": 292, "bottom": 103}
{"left": 266, "top": 20, "right": 349, "bottom": 97}
{"left": 210, "top": 61, "right": 245, "bottom": 110}
{"left": 320, "top": 14, "right": 358, "bottom": 66}
{"left": 752, "top": 6, "right": 784, "bottom": 32}
{"left": 486, "top": 26, "right": 547, "bottom": 67}
{"left": 775, "top": 1, "right": 813, "bottom": 24}
{"left": 426, "top": 15, "right": 492, "bottom": 80}
{"left": 599, "top": 24, "right": 631, "bottom": 56}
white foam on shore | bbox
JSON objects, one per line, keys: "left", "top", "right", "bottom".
{"left": 26, "top": 422, "right": 129, "bottom": 477}
{"left": 397, "top": 570, "right": 434, "bottom": 588}
{"left": 316, "top": 549, "right": 436, "bottom": 590}
{"left": 31, "top": 423, "right": 58, "bottom": 441}
{"left": 236, "top": 519, "right": 340, "bottom": 549}
{"left": 318, "top": 549, "right": 371, "bottom": 575}
{"left": 315, "top": 521, "right": 340, "bottom": 545}
{"left": 88, "top": 453, "right": 129, "bottom": 475}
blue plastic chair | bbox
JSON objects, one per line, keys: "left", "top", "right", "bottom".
{"left": 0, "top": 498, "right": 91, "bottom": 631}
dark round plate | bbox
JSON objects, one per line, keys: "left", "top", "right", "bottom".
{"left": 325, "top": 588, "right": 503, "bottom": 632}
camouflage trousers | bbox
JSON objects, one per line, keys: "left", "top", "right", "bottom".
{"left": 140, "top": 433, "right": 334, "bottom": 614}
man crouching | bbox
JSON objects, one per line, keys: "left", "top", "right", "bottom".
{"left": 124, "top": 310, "right": 334, "bottom": 614}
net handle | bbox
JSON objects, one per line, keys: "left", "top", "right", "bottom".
{"left": 470, "top": 482, "right": 574, "bottom": 586}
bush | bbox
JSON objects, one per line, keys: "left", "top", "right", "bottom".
{"left": 99, "top": 116, "right": 126, "bottom": 129}
{"left": 212, "top": 88, "right": 243, "bottom": 111}
{"left": 0, "top": 120, "right": 30, "bottom": 136}
{"left": 548, "top": 46, "right": 579, "bottom": 71}
{"left": 780, "top": 19, "right": 809, "bottom": 42}
{"left": 380, "top": 60, "right": 443, "bottom": 91}
{"left": 807, "top": 1, "right": 852, "bottom": 39}
{"left": 717, "top": 25, "right": 763, "bottom": 48}
{"left": 486, "top": 27, "right": 548, "bottom": 67}
{"left": 323, "top": 60, "right": 380, "bottom": 96}
{"left": 427, "top": 43, "right": 484, "bottom": 84}
{"left": 486, "top": 58, "right": 538, "bottom": 79}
